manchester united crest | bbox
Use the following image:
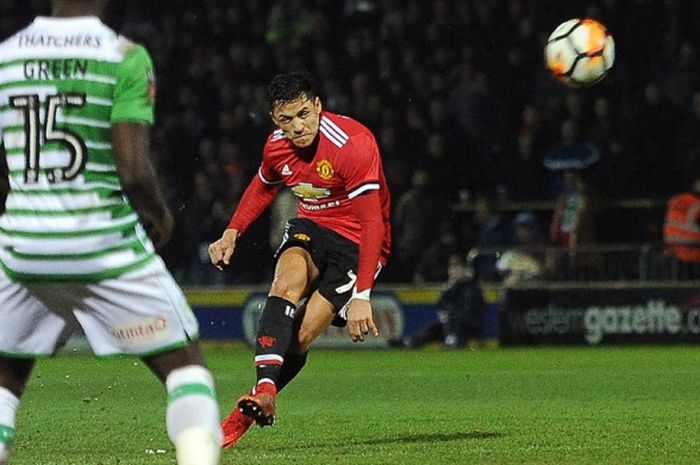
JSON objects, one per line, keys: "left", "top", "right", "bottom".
{"left": 316, "top": 159, "right": 334, "bottom": 180}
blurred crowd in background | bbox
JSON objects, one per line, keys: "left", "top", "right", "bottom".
{"left": 2, "top": 0, "right": 700, "bottom": 285}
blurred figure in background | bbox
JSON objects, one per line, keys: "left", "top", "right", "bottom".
{"left": 543, "top": 119, "right": 601, "bottom": 193}
{"left": 391, "top": 168, "right": 446, "bottom": 282}
{"left": 468, "top": 194, "right": 513, "bottom": 281}
{"left": 268, "top": 187, "right": 297, "bottom": 252}
{"left": 549, "top": 171, "right": 598, "bottom": 249}
{"left": 624, "top": 81, "right": 680, "bottom": 197}
{"left": 391, "top": 253, "right": 484, "bottom": 349}
{"left": 674, "top": 91, "right": 700, "bottom": 189}
{"left": 496, "top": 211, "right": 545, "bottom": 286}
{"left": 663, "top": 179, "right": 700, "bottom": 279}
{"left": 413, "top": 221, "right": 461, "bottom": 283}
{"left": 547, "top": 170, "right": 601, "bottom": 278}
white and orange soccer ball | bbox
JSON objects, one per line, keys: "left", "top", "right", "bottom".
{"left": 545, "top": 18, "right": 615, "bottom": 88}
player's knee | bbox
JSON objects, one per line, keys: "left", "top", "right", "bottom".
{"left": 269, "top": 278, "right": 305, "bottom": 303}
{"left": 270, "top": 248, "right": 315, "bottom": 303}
{"left": 142, "top": 342, "right": 205, "bottom": 383}
{"left": 295, "top": 327, "right": 317, "bottom": 353}
{"left": 258, "top": 296, "right": 297, "bottom": 338}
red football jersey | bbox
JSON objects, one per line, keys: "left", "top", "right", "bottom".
{"left": 259, "top": 111, "right": 391, "bottom": 263}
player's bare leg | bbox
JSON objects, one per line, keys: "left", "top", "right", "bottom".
{"left": 222, "top": 247, "right": 319, "bottom": 448}
{"left": 275, "top": 292, "right": 334, "bottom": 393}
{"left": 223, "top": 291, "right": 334, "bottom": 449}
{"left": 237, "top": 290, "right": 334, "bottom": 420}
{"left": 0, "top": 357, "right": 34, "bottom": 465}
{"left": 239, "top": 246, "right": 317, "bottom": 425}
{"left": 221, "top": 302, "right": 311, "bottom": 450}
{"left": 142, "top": 343, "right": 221, "bottom": 465}
{"left": 291, "top": 290, "right": 335, "bottom": 354}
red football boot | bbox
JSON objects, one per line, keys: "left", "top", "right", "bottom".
{"left": 237, "top": 383, "right": 277, "bottom": 427}
{"left": 221, "top": 406, "right": 255, "bottom": 449}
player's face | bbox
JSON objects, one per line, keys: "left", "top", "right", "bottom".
{"left": 271, "top": 95, "right": 322, "bottom": 148}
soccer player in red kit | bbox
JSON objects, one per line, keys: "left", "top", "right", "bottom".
{"left": 208, "top": 72, "right": 391, "bottom": 448}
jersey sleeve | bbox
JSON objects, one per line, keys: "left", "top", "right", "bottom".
{"left": 342, "top": 131, "right": 386, "bottom": 294}
{"left": 227, "top": 142, "right": 283, "bottom": 233}
{"left": 350, "top": 189, "right": 384, "bottom": 293}
{"left": 227, "top": 170, "right": 280, "bottom": 234}
{"left": 340, "top": 132, "right": 382, "bottom": 199}
{"left": 258, "top": 141, "right": 283, "bottom": 184}
{"left": 111, "top": 44, "right": 156, "bottom": 124}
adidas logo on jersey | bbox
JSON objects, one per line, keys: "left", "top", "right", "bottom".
{"left": 281, "top": 164, "right": 292, "bottom": 176}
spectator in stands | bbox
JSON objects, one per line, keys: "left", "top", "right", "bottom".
{"left": 549, "top": 170, "right": 599, "bottom": 247}
{"left": 413, "top": 221, "right": 462, "bottom": 283}
{"left": 178, "top": 172, "right": 225, "bottom": 285}
{"left": 663, "top": 179, "right": 700, "bottom": 278}
{"left": 390, "top": 253, "right": 484, "bottom": 349}
{"left": 587, "top": 96, "right": 629, "bottom": 197}
{"left": 269, "top": 188, "right": 297, "bottom": 252}
{"left": 674, "top": 91, "right": 700, "bottom": 189}
{"left": 666, "top": 43, "right": 700, "bottom": 113}
{"left": 543, "top": 119, "right": 601, "bottom": 191}
{"left": 507, "top": 104, "right": 550, "bottom": 200}
{"left": 423, "top": 132, "right": 463, "bottom": 200}
{"left": 0, "top": 1, "right": 689, "bottom": 285}
{"left": 588, "top": 96, "right": 622, "bottom": 158}
{"left": 391, "top": 169, "right": 447, "bottom": 282}
{"left": 466, "top": 194, "right": 513, "bottom": 281}
{"left": 624, "top": 80, "right": 680, "bottom": 197}
{"left": 561, "top": 91, "right": 589, "bottom": 127}
{"left": 496, "top": 211, "right": 545, "bottom": 286}
{"left": 547, "top": 170, "right": 601, "bottom": 278}
{"left": 266, "top": 0, "right": 316, "bottom": 47}
{"left": 378, "top": 125, "right": 409, "bottom": 195}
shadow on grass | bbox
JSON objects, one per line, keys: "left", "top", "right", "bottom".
{"left": 357, "top": 431, "right": 504, "bottom": 446}
{"left": 265, "top": 431, "right": 503, "bottom": 451}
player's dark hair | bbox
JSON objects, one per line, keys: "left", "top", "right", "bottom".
{"left": 268, "top": 72, "right": 317, "bottom": 110}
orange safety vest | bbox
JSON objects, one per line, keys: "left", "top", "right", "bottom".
{"left": 664, "top": 193, "right": 700, "bottom": 262}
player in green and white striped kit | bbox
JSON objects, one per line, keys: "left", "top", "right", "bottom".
{"left": 0, "top": 1, "right": 222, "bottom": 464}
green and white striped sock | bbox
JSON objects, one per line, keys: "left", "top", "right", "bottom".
{"left": 0, "top": 387, "right": 19, "bottom": 465}
{"left": 165, "top": 365, "right": 221, "bottom": 465}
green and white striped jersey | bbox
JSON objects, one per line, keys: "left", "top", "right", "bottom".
{"left": 0, "top": 16, "right": 157, "bottom": 281}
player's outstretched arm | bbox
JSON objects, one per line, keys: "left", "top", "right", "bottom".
{"left": 347, "top": 189, "right": 385, "bottom": 342}
{"left": 210, "top": 169, "right": 280, "bottom": 271}
{"left": 347, "top": 298, "right": 378, "bottom": 342}
{"left": 112, "top": 122, "right": 174, "bottom": 249}
{"left": 208, "top": 228, "right": 240, "bottom": 270}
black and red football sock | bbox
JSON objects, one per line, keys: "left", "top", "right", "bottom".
{"left": 254, "top": 296, "right": 296, "bottom": 392}
{"left": 277, "top": 351, "right": 308, "bottom": 392}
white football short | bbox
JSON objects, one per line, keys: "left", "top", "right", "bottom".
{"left": 0, "top": 257, "right": 199, "bottom": 357}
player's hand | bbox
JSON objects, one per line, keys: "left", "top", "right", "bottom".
{"left": 143, "top": 208, "right": 174, "bottom": 250}
{"left": 347, "top": 298, "right": 378, "bottom": 342}
{"left": 208, "top": 228, "right": 239, "bottom": 270}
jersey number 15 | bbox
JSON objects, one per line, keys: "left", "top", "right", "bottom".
{"left": 9, "top": 93, "right": 87, "bottom": 184}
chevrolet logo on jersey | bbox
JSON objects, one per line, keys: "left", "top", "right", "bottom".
{"left": 291, "top": 182, "right": 331, "bottom": 202}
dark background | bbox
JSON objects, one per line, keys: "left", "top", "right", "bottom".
{"left": 2, "top": 0, "right": 700, "bottom": 284}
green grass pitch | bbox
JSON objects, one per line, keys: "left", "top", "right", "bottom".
{"left": 9, "top": 344, "right": 700, "bottom": 464}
